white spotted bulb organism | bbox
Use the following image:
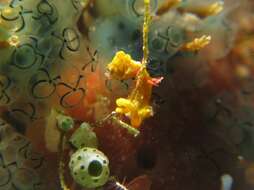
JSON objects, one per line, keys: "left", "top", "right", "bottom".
{"left": 69, "top": 147, "right": 110, "bottom": 188}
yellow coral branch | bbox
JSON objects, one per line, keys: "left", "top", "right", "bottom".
{"left": 182, "top": 35, "right": 211, "bottom": 52}
{"left": 205, "top": 1, "right": 224, "bottom": 16}
{"left": 156, "top": 0, "right": 182, "bottom": 16}
{"left": 179, "top": 1, "right": 224, "bottom": 18}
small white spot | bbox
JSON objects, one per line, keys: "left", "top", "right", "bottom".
{"left": 221, "top": 174, "right": 233, "bottom": 190}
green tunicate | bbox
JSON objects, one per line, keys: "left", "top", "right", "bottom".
{"left": 69, "top": 147, "right": 110, "bottom": 189}
{"left": 70, "top": 122, "right": 98, "bottom": 149}
{"left": 56, "top": 114, "right": 74, "bottom": 132}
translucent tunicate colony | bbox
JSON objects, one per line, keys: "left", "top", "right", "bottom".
{"left": 0, "top": 0, "right": 84, "bottom": 126}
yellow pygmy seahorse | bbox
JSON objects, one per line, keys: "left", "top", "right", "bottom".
{"left": 107, "top": 0, "right": 163, "bottom": 131}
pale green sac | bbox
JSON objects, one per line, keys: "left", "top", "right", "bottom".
{"left": 69, "top": 122, "right": 98, "bottom": 149}
{"left": 57, "top": 114, "right": 74, "bottom": 132}
{"left": 69, "top": 147, "right": 110, "bottom": 189}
